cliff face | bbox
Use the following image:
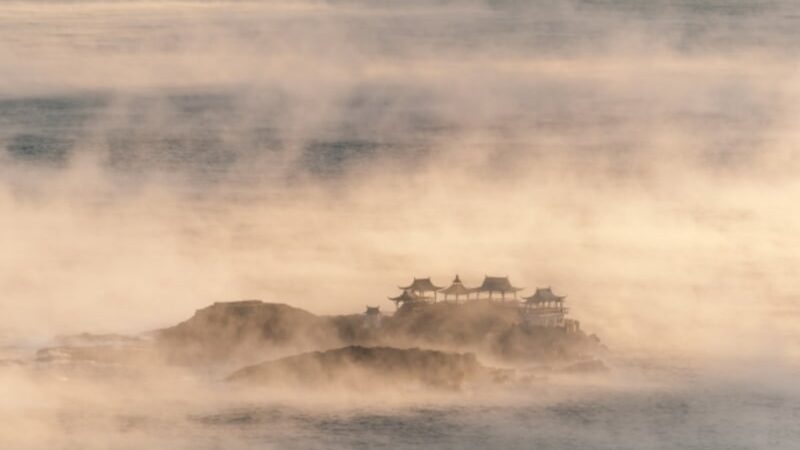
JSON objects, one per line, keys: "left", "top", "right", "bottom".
{"left": 227, "top": 346, "right": 509, "bottom": 390}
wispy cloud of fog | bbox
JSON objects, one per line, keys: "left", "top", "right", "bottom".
{"left": 0, "top": 0, "right": 798, "bottom": 363}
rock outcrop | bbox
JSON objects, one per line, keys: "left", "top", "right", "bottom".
{"left": 156, "top": 300, "right": 342, "bottom": 365}
{"left": 335, "top": 301, "right": 602, "bottom": 362}
{"left": 227, "top": 345, "right": 510, "bottom": 390}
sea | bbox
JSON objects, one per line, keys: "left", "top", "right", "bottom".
{"left": 2, "top": 346, "right": 800, "bottom": 449}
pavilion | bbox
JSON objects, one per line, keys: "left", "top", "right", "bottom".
{"left": 475, "top": 275, "right": 523, "bottom": 301}
{"left": 399, "top": 277, "right": 443, "bottom": 302}
{"left": 387, "top": 289, "right": 421, "bottom": 310}
{"left": 438, "top": 274, "right": 474, "bottom": 302}
{"left": 523, "top": 287, "right": 568, "bottom": 327}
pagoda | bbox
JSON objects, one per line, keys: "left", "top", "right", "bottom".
{"left": 364, "top": 306, "right": 382, "bottom": 327}
{"left": 438, "top": 274, "right": 474, "bottom": 302}
{"left": 522, "top": 287, "right": 569, "bottom": 328}
{"left": 475, "top": 275, "right": 523, "bottom": 301}
{"left": 399, "top": 277, "right": 443, "bottom": 302}
{"left": 387, "top": 289, "right": 421, "bottom": 310}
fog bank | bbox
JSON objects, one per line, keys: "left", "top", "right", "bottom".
{"left": 1, "top": 0, "right": 799, "bottom": 360}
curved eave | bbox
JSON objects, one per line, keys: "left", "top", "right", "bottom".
{"left": 388, "top": 292, "right": 419, "bottom": 301}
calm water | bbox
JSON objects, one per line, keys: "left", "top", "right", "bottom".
{"left": 3, "top": 354, "right": 800, "bottom": 450}
{"left": 1, "top": 0, "right": 797, "bottom": 182}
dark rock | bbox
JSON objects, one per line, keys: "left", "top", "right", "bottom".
{"left": 156, "top": 300, "right": 341, "bottom": 365}
{"left": 227, "top": 345, "right": 511, "bottom": 390}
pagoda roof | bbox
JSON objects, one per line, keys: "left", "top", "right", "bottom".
{"left": 399, "top": 277, "right": 443, "bottom": 292}
{"left": 524, "top": 287, "right": 565, "bottom": 303}
{"left": 388, "top": 289, "right": 420, "bottom": 302}
{"left": 439, "top": 274, "right": 475, "bottom": 295}
{"left": 477, "top": 276, "right": 522, "bottom": 292}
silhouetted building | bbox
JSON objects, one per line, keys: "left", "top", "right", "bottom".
{"left": 364, "top": 306, "right": 382, "bottom": 327}
{"left": 476, "top": 275, "right": 522, "bottom": 301}
{"left": 388, "top": 289, "right": 421, "bottom": 310}
{"left": 523, "top": 287, "right": 571, "bottom": 328}
{"left": 388, "top": 275, "right": 580, "bottom": 332}
{"left": 399, "top": 277, "right": 443, "bottom": 302}
{"left": 439, "top": 274, "right": 474, "bottom": 302}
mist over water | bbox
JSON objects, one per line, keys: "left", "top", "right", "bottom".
{"left": 2, "top": 1, "right": 800, "bottom": 448}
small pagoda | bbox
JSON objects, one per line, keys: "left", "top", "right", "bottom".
{"left": 523, "top": 287, "right": 570, "bottom": 328}
{"left": 399, "top": 277, "right": 443, "bottom": 302}
{"left": 364, "top": 306, "right": 382, "bottom": 327}
{"left": 438, "top": 274, "right": 474, "bottom": 302}
{"left": 475, "top": 275, "right": 523, "bottom": 301}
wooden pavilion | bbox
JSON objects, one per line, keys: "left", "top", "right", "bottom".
{"left": 387, "top": 289, "right": 421, "bottom": 310}
{"left": 475, "top": 275, "right": 523, "bottom": 301}
{"left": 523, "top": 287, "right": 568, "bottom": 327}
{"left": 438, "top": 274, "right": 474, "bottom": 302}
{"left": 399, "top": 277, "right": 443, "bottom": 302}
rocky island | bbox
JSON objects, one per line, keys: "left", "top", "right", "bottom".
{"left": 29, "top": 275, "right": 607, "bottom": 389}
